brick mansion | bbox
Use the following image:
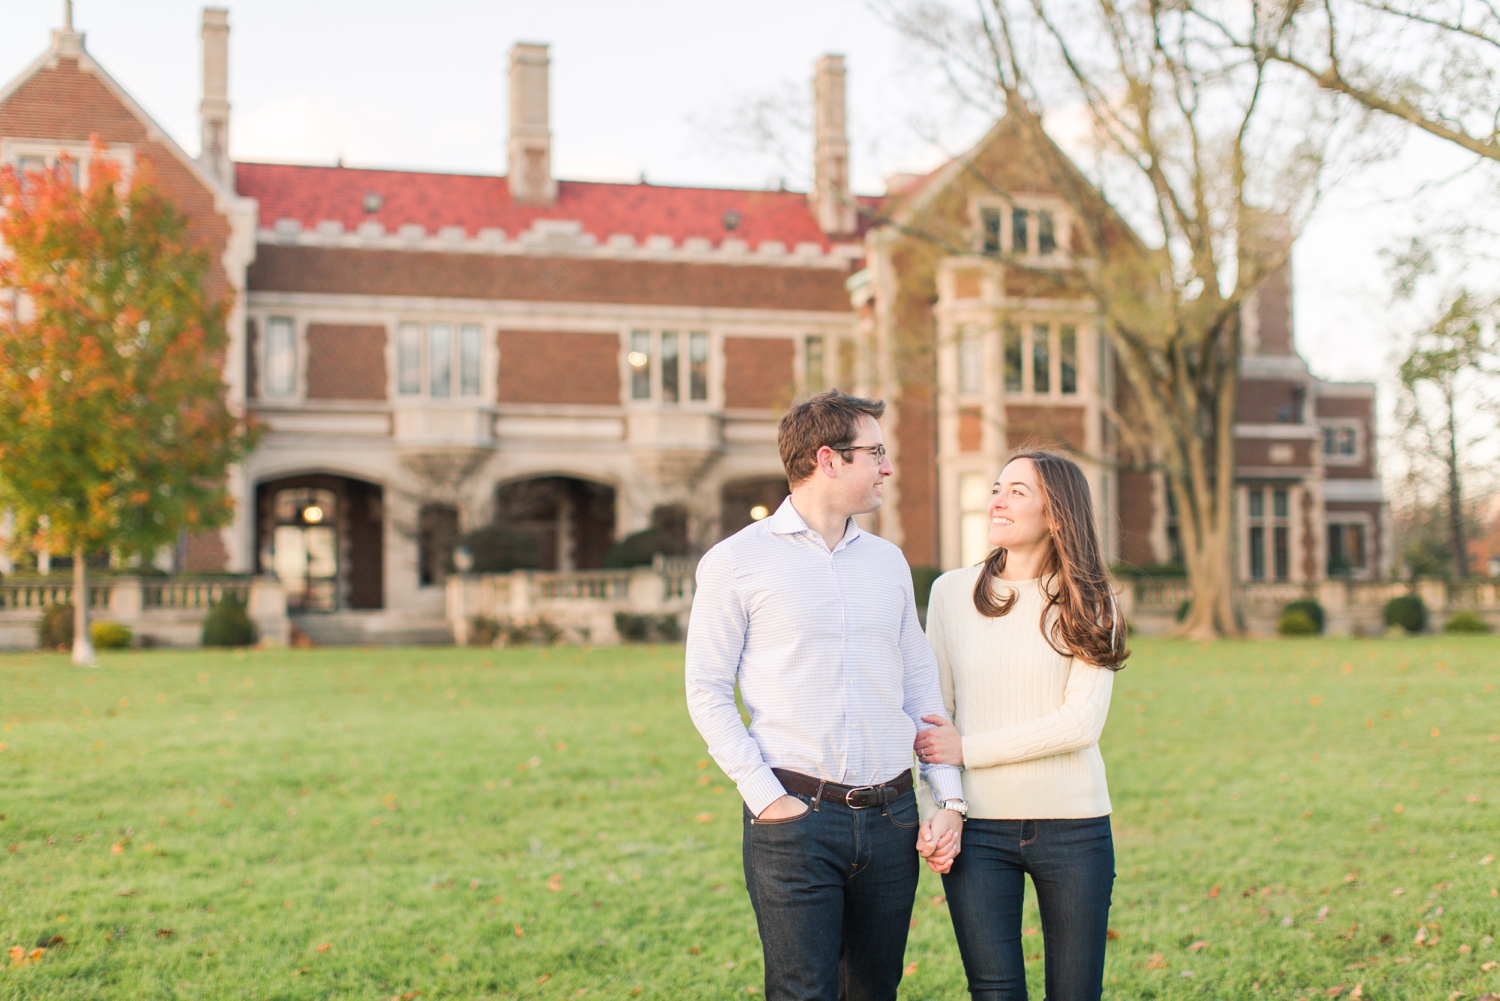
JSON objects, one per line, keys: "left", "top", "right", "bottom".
{"left": 0, "top": 10, "right": 1390, "bottom": 639}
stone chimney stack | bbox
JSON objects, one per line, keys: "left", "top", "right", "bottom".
{"left": 508, "top": 43, "right": 556, "bottom": 206}
{"left": 199, "top": 7, "right": 232, "bottom": 188}
{"left": 810, "top": 55, "right": 856, "bottom": 235}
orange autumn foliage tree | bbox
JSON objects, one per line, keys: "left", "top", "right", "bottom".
{"left": 0, "top": 149, "right": 257, "bottom": 664}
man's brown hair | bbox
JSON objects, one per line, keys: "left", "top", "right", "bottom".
{"left": 777, "top": 390, "right": 887, "bottom": 485}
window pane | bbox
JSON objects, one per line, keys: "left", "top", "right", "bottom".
{"left": 1321, "top": 427, "right": 1335, "bottom": 455}
{"left": 1347, "top": 524, "right": 1365, "bottom": 567}
{"left": 959, "top": 328, "right": 983, "bottom": 395}
{"left": 1003, "top": 324, "right": 1023, "bottom": 393}
{"left": 689, "top": 331, "right": 709, "bottom": 401}
{"left": 629, "top": 330, "right": 652, "bottom": 400}
{"left": 1059, "top": 324, "right": 1077, "bottom": 394}
{"left": 805, "top": 335, "right": 825, "bottom": 390}
{"left": 1273, "top": 488, "right": 1288, "bottom": 519}
{"left": 1037, "top": 210, "right": 1056, "bottom": 255}
{"left": 1248, "top": 488, "right": 1264, "bottom": 519}
{"left": 428, "top": 323, "right": 452, "bottom": 397}
{"left": 397, "top": 323, "right": 422, "bottom": 395}
{"left": 459, "top": 324, "right": 482, "bottom": 396}
{"left": 959, "top": 473, "right": 993, "bottom": 567}
{"left": 661, "top": 331, "right": 680, "bottom": 403}
{"left": 1032, "top": 323, "right": 1050, "bottom": 394}
{"left": 981, "top": 207, "right": 1002, "bottom": 253}
{"left": 1012, "top": 208, "right": 1029, "bottom": 254}
{"left": 1340, "top": 428, "right": 1357, "bottom": 455}
{"left": 1249, "top": 526, "right": 1265, "bottom": 579}
{"left": 265, "top": 317, "right": 296, "bottom": 397}
{"left": 1273, "top": 525, "right": 1289, "bottom": 580}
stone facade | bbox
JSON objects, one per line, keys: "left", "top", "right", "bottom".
{"left": 0, "top": 10, "right": 1390, "bottom": 634}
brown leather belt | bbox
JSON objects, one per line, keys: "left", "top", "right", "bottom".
{"left": 772, "top": 767, "right": 913, "bottom": 810}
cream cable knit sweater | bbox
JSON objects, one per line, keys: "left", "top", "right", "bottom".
{"left": 918, "top": 565, "right": 1115, "bottom": 820}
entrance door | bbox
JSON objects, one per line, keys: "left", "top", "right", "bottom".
{"left": 272, "top": 488, "right": 338, "bottom": 610}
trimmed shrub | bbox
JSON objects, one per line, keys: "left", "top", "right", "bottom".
{"left": 1277, "top": 609, "right": 1319, "bottom": 636}
{"left": 201, "top": 594, "right": 254, "bottom": 647}
{"left": 1282, "top": 599, "right": 1325, "bottom": 634}
{"left": 613, "top": 613, "right": 683, "bottom": 643}
{"left": 38, "top": 603, "right": 74, "bottom": 650}
{"left": 90, "top": 621, "right": 133, "bottom": 649}
{"left": 468, "top": 615, "right": 501, "bottom": 647}
{"left": 1442, "top": 610, "right": 1492, "bottom": 634}
{"left": 1384, "top": 593, "right": 1428, "bottom": 634}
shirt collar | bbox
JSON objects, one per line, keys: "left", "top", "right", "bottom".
{"left": 763, "top": 495, "right": 863, "bottom": 550}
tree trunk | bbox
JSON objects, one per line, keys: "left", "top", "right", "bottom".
{"left": 1445, "top": 389, "right": 1468, "bottom": 578}
{"left": 72, "top": 545, "right": 95, "bottom": 666}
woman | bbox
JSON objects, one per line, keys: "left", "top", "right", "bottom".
{"left": 914, "top": 449, "right": 1127, "bottom": 1001}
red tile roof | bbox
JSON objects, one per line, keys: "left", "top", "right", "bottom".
{"left": 235, "top": 162, "right": 871, "bottom": 250}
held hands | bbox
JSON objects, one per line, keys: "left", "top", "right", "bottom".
{"left": 917, "top": 809, "right": 963, "bottom": 873}
{"left": 914, "top": 715, "right": 964, "bottom": 767}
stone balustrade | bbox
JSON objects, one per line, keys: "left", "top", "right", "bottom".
{"left": 447, "top": 556, "right": 696, "bottom": 646}
{"left": 0, "top": 576, "right": 289, "bottom": 650}
{"left": 1121, "top": 577, "right": 1499, "bottom": 635}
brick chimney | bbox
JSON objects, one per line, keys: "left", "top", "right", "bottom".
{"left": 810, "top": 55, "right": 856, "bottom": 235}
{"left": 199, "top": 8, "right": 232, "bottom": 188}
{"left": 508, "top": 43, "right": 556, "bottom": 206}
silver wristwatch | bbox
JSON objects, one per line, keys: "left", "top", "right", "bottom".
{"left": 938, "top": 798, "right": 968, "bottom": 818}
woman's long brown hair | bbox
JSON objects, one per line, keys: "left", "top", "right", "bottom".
{"left": 971, "top": 449, "right": 1129, "bottom": 669}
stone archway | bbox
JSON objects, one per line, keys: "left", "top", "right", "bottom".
{"left": 255, "top": 474, "right": 384, "bottom": 610}
{"left": 471, "top": 476, "right": 617, "bottom": 572}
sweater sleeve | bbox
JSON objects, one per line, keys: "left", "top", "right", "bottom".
{"left": 960, "top": 657, "right": 1114, "bottom": 769}
{"left": 917, "top": 580, "right": 961, "bottom": 820}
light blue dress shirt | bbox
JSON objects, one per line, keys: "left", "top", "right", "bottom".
{"left": 685, "top": 496, "right": 963, "bottom": 816}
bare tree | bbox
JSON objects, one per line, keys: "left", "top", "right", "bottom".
{"left": 1395, "top": 290, "right": 1497, "bottom": 577}
{"left": 1203, "top": 0, "right": 1500, "bottom": 162}
{"left": 883, "top": 0, "right": 1340, "bottom": 636}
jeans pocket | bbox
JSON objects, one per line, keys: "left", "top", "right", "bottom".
{"left": 884, "top": 796, "right": 920, "bottom": 829}
{"left": 749, "top": 796, "right": 813, "bottom": 826}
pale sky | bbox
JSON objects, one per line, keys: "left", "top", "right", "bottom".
{"left": 3, "top": 0, "right": 1493, "bottom": 396}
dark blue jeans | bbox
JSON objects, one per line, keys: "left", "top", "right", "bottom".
{"left": 942, "top": 816, "right": 1115, "bottom": 1001}
{"left": 742, "top": 787, "right": 921, "bottom": 1001}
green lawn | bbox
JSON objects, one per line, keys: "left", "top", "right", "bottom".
{"left": 0, "top": 638, "right": 1497, "bottom": 1000}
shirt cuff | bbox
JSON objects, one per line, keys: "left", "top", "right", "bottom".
{"left": 923, "top": 764, "right": 963, "bottom": 805}
{"left": 738, "top": 765, "right": 789, "bottom": 818}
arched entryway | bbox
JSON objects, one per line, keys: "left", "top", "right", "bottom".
{"left": 721, "top": 477, "right": 790, "bottom": 539}
{"left": 256, "top": 474, "right": 384, "bottom": 610}
{"left": 466, "top": 476, "right": 616, "bottom": 572}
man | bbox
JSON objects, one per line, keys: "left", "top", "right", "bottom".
{"left": 686, "top": 390, "right": 968, "bottom": 1001}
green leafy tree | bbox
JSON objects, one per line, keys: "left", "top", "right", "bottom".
{"left": 0, "top": 148, "right": 258, "bottom": 664}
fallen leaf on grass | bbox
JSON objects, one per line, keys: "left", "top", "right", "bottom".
{"left": 1187, "top": 941, "right": 1209, "bottom": 952}
{"left": 1106, "top": 929, "right": 1120, "bottom": 940}
{"left": 695, "top": 813, "right": 714, "bottom": 823}
{"left": 1023, "top": 927, "right": 1039, "bottom": 937}
{"left": 1146, "top": 954, "right": 1167, "bottom": 970}
{"left": 547, "top": 874, "right": 563, "bottom": 892}
{"left": 389, "top": 994, "right": 423, "bottom": 1001}
{"left": 110, "top": 843, "right": 125, "bottom": 855}
{"left": 116, "top": 889, "right": 135, "bottom": 897}
{"left": 1324, "top": 987, "right": 1346, "bottom": 997}
{"left": 1477, "top": 994, "right": 1500, "bottom": 1001}
{"left": 1481, "top": 856, "right": 1495, "bottom": 865}
{"left": 156, "top": 929, "right": 174, "bottom": 938}
{"left": 292, "top": 968, "right": 309, "bottom": 976}
{"left": 1316, "top": 906, "right": 1330, "bottom": 922}
{"left": 1392, "top": 887, "right": 1405, "bottom": 896}
{"left": 537, "top": 974, "right": 550, "bottom": 984}
{"left": 903, "top": 962, "right": 918, "bottom": 976}
{"left": 315, "top": 943, "right": 331, "bottom": 953}
{"left": 1348, "top": 987, "right": 1363, "bottom": 1000}
{"left": 513, "top": 926, "right": 523, "bottom": 938}
{"left": 631, "top": 991, "right": 643, "bottom": 997}
{"left": 1482, "top": 961, "right": 1498, "bottom": 971}
{"left": 1209, "top": 883, "right": 1220, "bottom": 897}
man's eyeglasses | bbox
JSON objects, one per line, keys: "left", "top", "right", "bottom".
{"left": 833, "top": 444, "right": 888, "bottom": 464}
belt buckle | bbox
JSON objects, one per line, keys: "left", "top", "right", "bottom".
{"left": 845, "top": 784, "right": 879, "bottom": 809}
